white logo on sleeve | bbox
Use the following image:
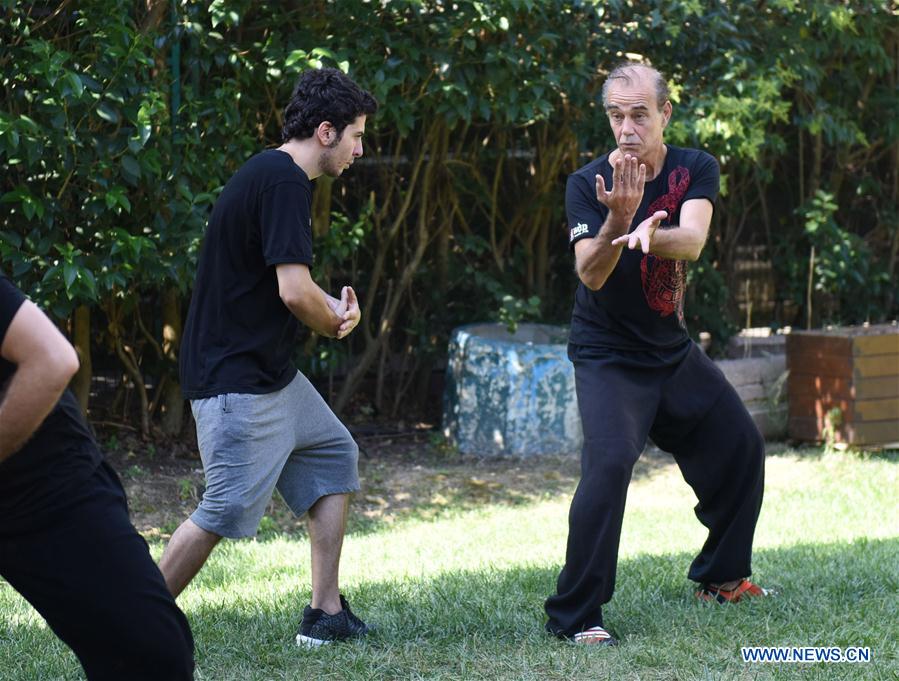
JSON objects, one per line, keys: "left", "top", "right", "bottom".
{"left": 570, "top": 222, "right": 590, "bottom": 241}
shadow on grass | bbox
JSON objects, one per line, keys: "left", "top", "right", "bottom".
{"left": 185, "top": 535, "right": 899, "bottom": 635}
{"left": 128, "top": 442, "right": 809, "bottom": 541}
{"left": 259, "top": 442, "right": 860, "bottom": 541}
{"left": 253, "top": 445, "right": 684, "bottom": 541}
{"left": 193, "top": 441, "right": 894, "bottom": 545}
{"left": 181, "top": 536, "right": 898, "bottom": 680}
{"left": 5, "top": 537, "right": 896, "bottom": 680}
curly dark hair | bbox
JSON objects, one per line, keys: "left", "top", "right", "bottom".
{"left": 281, "top": 68, "right": 378, "bottom": 143}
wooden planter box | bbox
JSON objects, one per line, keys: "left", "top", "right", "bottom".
{"left": 787, "top": 324, "right": 899, "bottom": 446}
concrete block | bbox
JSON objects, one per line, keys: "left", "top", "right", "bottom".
{"left": 443, "top": 326, "right": 791, "bottom": 457}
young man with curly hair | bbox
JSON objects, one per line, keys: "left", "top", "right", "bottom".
{"left": 161, "top": 68, "right": 377, "bottom": 647}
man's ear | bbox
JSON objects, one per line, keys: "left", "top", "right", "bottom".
{"left": 662, "top": 100, "right": 672, "bottom": 128}
{"left": 316, "top": 121, "right": 336, "bottom": 145}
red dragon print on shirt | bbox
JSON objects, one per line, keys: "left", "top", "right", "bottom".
{"left": 640, "top": 166, "right": 691, "bottom": 326}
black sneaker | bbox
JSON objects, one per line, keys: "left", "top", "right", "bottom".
{"left": 295, "top": 595, "right": 369, "bottom": 647}
{"left": 339, "top": 594, "right": 370, "bottom": 637}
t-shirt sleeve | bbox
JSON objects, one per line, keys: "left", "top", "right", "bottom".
{"left": 259, "top": 180, "right": 314, "bottom": 267}
{"left": 684, "top": 152, "right": 720, "bottom": 205}
{"left": 567, "top": 172, "right": 606, "bottom": 248}
{"left": 0, "top": 276, "right": 26, "bottom": 348}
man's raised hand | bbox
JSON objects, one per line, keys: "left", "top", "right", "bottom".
{"left": 595, "top": 154, "right": 647, "bottom": 222}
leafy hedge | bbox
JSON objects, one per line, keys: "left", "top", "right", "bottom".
{"left": 1, "top": 0, "right": 897, "bottom": 433}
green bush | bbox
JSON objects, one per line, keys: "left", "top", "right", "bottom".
{"left": 1, "top": 0, "right": 896, "bottom": 428}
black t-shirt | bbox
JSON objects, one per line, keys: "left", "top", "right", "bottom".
{"left": 0, "top": 276, "right": 102, "bottom": 535}
{"left": 180, "top": 150, "right": 315, "bottom": 399}
{"left": 567, "top": 144, "right": 719, "bottom": 352}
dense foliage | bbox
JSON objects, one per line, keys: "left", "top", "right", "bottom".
{"left": 1, "top": 0, "right": 897, "bottom": 432}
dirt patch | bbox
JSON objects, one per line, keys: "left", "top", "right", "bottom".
{"left": 100, "top": 424, "right": 677, "bottom": 540}
{"left": 100, "top": 430, "right": 206, "bottom": 540}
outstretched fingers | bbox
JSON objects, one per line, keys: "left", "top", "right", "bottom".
{"left": 595, "top": 173, "right": 610, "bottom": 204}
{"left": 610, "top": 210, "right": 668, "bottom": 254}
{"left": 596, "top": 154, "right": 649, "bottom": 215}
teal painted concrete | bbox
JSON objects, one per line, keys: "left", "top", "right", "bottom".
{"left": 442, "top": 323, "right": 582, "bottom": 457}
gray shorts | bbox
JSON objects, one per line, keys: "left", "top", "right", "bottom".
{"left": 189, "top": 371, "right": 359, "bottom": 538}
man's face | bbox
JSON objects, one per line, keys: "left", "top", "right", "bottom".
{"left": 604, "top": 71, "right": 670, "bottom": 162}
{"left": 320, "top": 115, "right": 366, "bottom": 178}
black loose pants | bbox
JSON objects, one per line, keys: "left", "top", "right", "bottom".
{"left": 545, "top": 342, "right": 765, "bottom": 637}
{"left": 0, "top": 461, "right": 194, "bottom": 680}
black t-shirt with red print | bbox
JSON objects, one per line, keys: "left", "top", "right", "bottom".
{"left": 566, "top": 144, "right": 719, "bottom": 353}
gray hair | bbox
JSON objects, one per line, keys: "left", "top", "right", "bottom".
{"left": 601, "top": 61, "right": 670, "bottom": 112}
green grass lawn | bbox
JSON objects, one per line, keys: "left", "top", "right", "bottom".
{"left": 2, "top": 446, "right": 897, "bottom": 680}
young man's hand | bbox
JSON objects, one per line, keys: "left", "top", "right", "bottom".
{"left": 327, "top": 286, "right": 361, "bottom": 339}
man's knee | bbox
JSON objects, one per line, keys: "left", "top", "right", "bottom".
{"left": 581, "top": 438, "right": 642, "bottom": 480}
{"left": 738, "top": 418, "right": 766, "bottom": 466}
{"left": 747, "top": 428, "right": 766, "bottom": 489}
{"left": 339, "top": 428, "right": 359, "bottom": 457}
{"left": 334, "top": 431, "right": 359, "bottom": 469}
{"left": 193, "top": 497, "right": 259, "bottom": 538}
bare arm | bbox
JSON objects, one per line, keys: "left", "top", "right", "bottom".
{"left": 275, "top": 264, "right": 361, "bottom": 339}
{"left": 574, "top": 155, "right": 647, "bottom": 291}
{"left": 573, "top": 212, "right": 631, "bottom": 291}
{"left": 611, "top": 198, "right": 713, "bottom": 262}
{"left": 649, "top": 198, "right": 712, "bottom": 260}
{"left": 0, "top": 301, "right": 80, "bottom": 462}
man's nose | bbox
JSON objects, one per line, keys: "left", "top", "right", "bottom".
{"left": 354, "top": 141, "right": 364, "bottom": 157}
{"left": 620, "top": 117, "right": 635, "bottom": 136}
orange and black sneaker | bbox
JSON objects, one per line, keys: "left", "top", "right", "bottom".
{"left": 697, "top": 578, "right": 769, "bottom": 604}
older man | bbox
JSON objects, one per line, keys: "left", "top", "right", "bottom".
{"left": 545, "top": 62, "right": 767, "bottom": 645}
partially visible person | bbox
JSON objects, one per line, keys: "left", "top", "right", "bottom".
{"left": 161, "top": 67, "right": 377, "bottom": 647}
{"left": 0, "top": 274, "right": 194, "bottom": 680}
